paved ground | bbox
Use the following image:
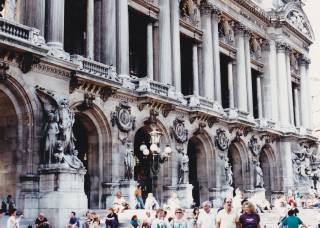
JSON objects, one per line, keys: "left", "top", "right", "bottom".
{"left": 1, "top": 208, "right": 319, "bottom": 227}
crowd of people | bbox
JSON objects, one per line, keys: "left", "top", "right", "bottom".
{"left": 0, "top": 188, "right": 320, "bottom": 227}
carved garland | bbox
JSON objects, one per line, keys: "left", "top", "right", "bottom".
{"left": 110, "top": 100, "right": 136, "bottom": 132}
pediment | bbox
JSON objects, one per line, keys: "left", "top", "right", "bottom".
{"left": 281, "top": 2, "right": 314, "bottom": 41}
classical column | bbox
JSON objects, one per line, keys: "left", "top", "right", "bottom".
{"left": 286, "top": 48, "right": 294, "bottom": 125}
{"left": 147, "top": 22, "right": 154, "bottom": 80}
{"left": 211, "top": 8, "right": 221, "bottom": 104}
{"left": 23, "top": 0, "right": 45, "bottom": 35}
{"left": 228, "top": 61, "right": 234, "bottom": 109}
{"left": 159, "top": 0, "right": 172, "bottom": 84}
{"left": 94, "top": 0, "right": 101, "bottom": 62}
{"left": 262, "top": 40, "right": 279, "bottom": 122}
{"left": 276, "top": 42, "right": 290, "bottom": 126}
{"left": 46, "top": 0, "right": 65, "bottom": 49}
{"left": 86, "top": 0, "right": 94, "bottom": 59}
{"left": 193, "top": 43, "right": 199, "bottom": 96}
{"left": 171, "top": 0, "right": 181, "bottom": 92}
{"left": 256, "top": 75, "right": 263, "bottom": 118}
{"left": 293, "top": 87, "right": 301, "bottom": 127}
{"left": 200, "top": 4, "right": 214, "bottom": 100}
{"left": 116, "top": 0, "right": 129, "bottom": 76}
{"left": 234, "top": 23, "right": 248, "bottom": 112}
{"left": 244, "top": 31, "right": 253, "bottom": 116}
{"left": 299, "top": 56, "right": 310, "bottom": 128}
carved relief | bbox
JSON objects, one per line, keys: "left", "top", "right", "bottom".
{"left": 170, "top": 116, "right": 188, "bottom": 144}
{"left": 77, "top": 93, "right": 95, "bottom": 111}
{"left": 290, "top": 52, "right": 300, "bottom": 75}
{"left": 287, "top": 10, "right": 312, "bottom": 39}
{"left": 215, "top": 128, "right": 229, "bottom": 151}
{"left": 124, "top": 141, "right": 135, "bottom": 180}
{"left": 292, "top": 146, "right": 313, "bottom": 184}
{"left": 0, "top": 61, "right": 9, "bottom": 80}
{"left": 180, "top": 0, "right": 201, "bottom": 28}
{"left": 110, "top": 100, "right": 136, "bottom": 133}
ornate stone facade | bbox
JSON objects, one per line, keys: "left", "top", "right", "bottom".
{"left": 0, "top": 0, "right": 317, "bottom": 226}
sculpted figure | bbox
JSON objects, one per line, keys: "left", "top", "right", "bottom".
{"left": 124, "top": 142, "right": 135, "bottom": 180}
{"left": 224, "top": 157, "right": 233, "bottom": 186}
{"left": 220, "top": 17, "right": 235, "bottom": 44}
{"left": 290, "top": 53, "right": 299, "bottom": 73}
{"left": 63, "top": 150, "right": 84, "bottom": 169}
{"left": 57, "top": 98, "right": 75, "bottom": 154}
{"left": 44, "top": 112, "right": 59, "bottom": 163}
{"left": 250, "top": 36, "right": 262, "bottom": 59}
{"left": 255, "top": 162, "right": 264, "bottom": 188}
{"left": 178, "top": 151, "right": 189, "bottom": 184}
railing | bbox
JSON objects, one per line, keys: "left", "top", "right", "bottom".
{"left": 71, "top": 55, "right": 122, "bottom": 83}
{"left": 0, "top": 17, "right": 46, "bottom": 47}
{"left": 149, "top": 81, "right": 169, "bottom": 96}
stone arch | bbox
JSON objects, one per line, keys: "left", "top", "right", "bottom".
{"left": 70, "top": 102, "right": 112, "bottom": 209}
{"left": 228, "top": 139, "right": 251, "bottom": 192}
{"left": 187, "top": 130, "right": 216, "bottom": 207}
{"left": 0, "top": 76, "right": 37, "bottom": 208}
{"left": 132, "top": 118, "right": 172, "bottom": 204}
{"left": 259, "top": 146, "right": 276, "bottom": 201}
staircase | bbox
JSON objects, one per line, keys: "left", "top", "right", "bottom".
{"left": 2, "top": 208, "right": 319, "bottom": 228}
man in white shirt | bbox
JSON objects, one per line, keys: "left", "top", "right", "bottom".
{"left": 216, "top": 198, "right": 239, "bottom": 228}
{"left": 197, "top": 201, "right": 216, "bottom": 228}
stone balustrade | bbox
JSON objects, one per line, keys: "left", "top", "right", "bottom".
{"left": 71, "top": 54, "right": 122, "bottom": 83}
{"left": 0, "top": 17, "right": 46, "bottom": 47}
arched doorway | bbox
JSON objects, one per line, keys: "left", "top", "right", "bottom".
{"left": 73, "top": 113, "right": 100, "bottom": 208}
{"left": 228, "top": 142, "right": 246, "bottom": 192}
{"left": 259, "top": 148, "right": 273, "bottom": 201}
{"left": 0, "top": 90, "right": 18, "bottom": 199}
{"left": 134, "top": 127, "right": 152, "bottom": 201}
{"left": 187, "top": 137, "right": 208, "bottom": 207}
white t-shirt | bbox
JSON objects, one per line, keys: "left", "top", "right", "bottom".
{"left": 197, "top": 209, "right": 216, "bottom": 228}
{"left": 216, "top": 209, "right": 239, "bottom": 228}
{"left": 151, "top": 218, "right": 170, "bottom": 228}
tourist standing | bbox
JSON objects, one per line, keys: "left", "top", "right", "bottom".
{"left": 105, "top": 208, "right": 119, "bottom": 228}
{"left": 239, "top": 202, "right": 260, "bottom": 228}
{"left": 191, "top": 208, "right": 200, "bottom": 228}
{"left": 135, "top": 185, "right": 145, "bottom": 209}
{"left": 141, "top": 211, "right": 152, "bottom": 228}
{"left": 35, "top": 213, "right": 50, "bottom": 228}
{"left": 216, "top": 198, "right": 239, "bottom": 228}
{"left": 281, "top": 209, "right": 307, "bottom": 228}
{"left": 151, "top": 209, "right": 170, "bottom": 228}
{"left": 170, "top": 208, "right": 188, "bottom": 228}
{"left": 6, "top": 209, "right": 19, "bottom": 228}
{"left": 197, "top": 201, "right": 216, "bottom": 228}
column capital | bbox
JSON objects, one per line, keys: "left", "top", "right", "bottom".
{"left": 276, "top": 41, "right": 288, "bottom": 52}
{"left": 211, "top": 5, "right": 221, "bottom": 15}
{"left": 234, "top": 22, "right": 246, "bottom": 35}
{"left": 299, "top": 55, "right": 311, "bottom": 66}
{"left": 200, "top": 2, "right": 213, "bottom": 16}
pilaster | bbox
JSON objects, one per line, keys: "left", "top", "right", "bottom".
{"left": 244, "top": 30, "right": 253, "bottom": 117}
{"left": 212, "top": 7, "right": 221, "bottom": 104}
{"left": 171, "top": 0, "right": 181, "bottom": 92}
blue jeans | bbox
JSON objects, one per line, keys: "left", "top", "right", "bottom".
{"left": 136, "top": 196, "right": 145, "bottom": 209}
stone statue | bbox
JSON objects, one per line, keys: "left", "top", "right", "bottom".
{"left": 224, "top": 157, "right": 233, "bottom": 186}
{"left": 255, "top": 162, "right": 264, "bottom": 188}
{"left": 178, "top": 151, "right": 189, "bottom": 184}
{"left": 44, "top": 111, "right": 59, "bottom": 164}
{"left": 124, "top": 141, "right": 135, "bottom": 180}
{"left": 290, "top": 53, "right": 299, "bottom": 73}
{"left": 250, "top": 36, "right": 262, "bottom": 60}
{"left": 219, "top": 17, "right": 235, "bottom": 44}
{"left": 57, "top": 98, "right": 76, "bottom": 155}
{"left": 179, "top": 0, "right": 201, "bottom": 27}
{"left": 36, "top": 86, "right": 84, "bottom": 170}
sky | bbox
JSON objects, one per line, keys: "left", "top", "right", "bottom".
{"left": 304, "top": 0, "right": 320, "bottom": 132}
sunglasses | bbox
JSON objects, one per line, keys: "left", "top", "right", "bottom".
{"left": 175, "top": 211, "right": 183, "bottom": 214}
